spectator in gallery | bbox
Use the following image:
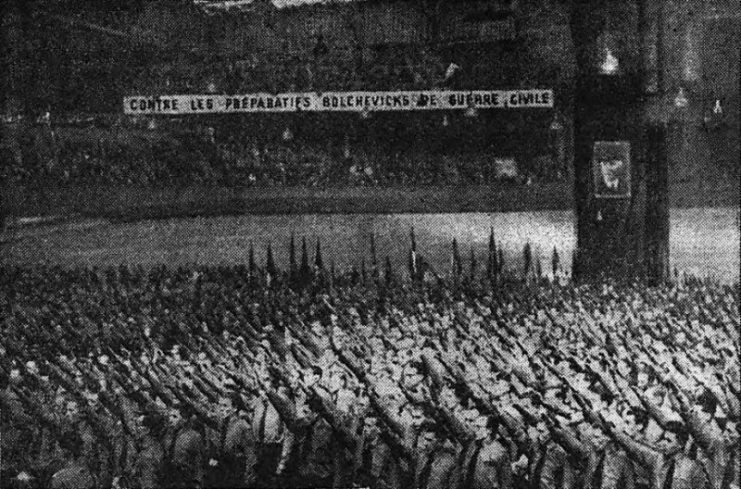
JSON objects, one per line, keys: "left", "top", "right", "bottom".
{"left": 313, "top": 34, "right": 329, "bottom": 59}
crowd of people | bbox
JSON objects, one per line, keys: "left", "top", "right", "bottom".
{"left": 129, "top": 42, "right": 452, "bottom": 96}
{"left": 3, "top": 125, "right": 564, "bottom": 188}
{"left": 1, "top": 236, "right": 739, "bottom": 489}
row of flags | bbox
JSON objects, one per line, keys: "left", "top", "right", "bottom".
{"left": 246, "top": 228, "right": 563, "bottom": 288}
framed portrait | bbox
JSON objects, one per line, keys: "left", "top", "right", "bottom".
{"left": 593, "top": 141, "right": 631, "bottom": 198}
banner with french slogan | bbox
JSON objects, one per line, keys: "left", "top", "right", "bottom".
{"left": 124, "top": 89, "right": 553, "bottom": 115}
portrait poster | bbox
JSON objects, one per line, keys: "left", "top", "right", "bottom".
{"left": 593, "top": 141, "right": 631, "bottom": 198}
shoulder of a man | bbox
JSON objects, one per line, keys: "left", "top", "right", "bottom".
{"left": 51, "top": 466, "right": 95, "bottom": 489}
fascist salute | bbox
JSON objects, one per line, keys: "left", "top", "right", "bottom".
{"left": 1, "top": 260, "right": 739, "bottom": 489}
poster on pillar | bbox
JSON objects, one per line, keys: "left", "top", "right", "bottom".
{"left": 592, "top": 141, "right": 631, "bottom": 198}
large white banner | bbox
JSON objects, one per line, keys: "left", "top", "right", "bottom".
{"left": 124, "top": 89, "right": 553, "bottom": 115}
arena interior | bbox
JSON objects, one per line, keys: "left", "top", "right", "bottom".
{"left": 1, "top": 0, "right": 740, "bottom": 488}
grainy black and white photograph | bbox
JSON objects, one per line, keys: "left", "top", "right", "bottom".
{"left": 0, "top": 0, "right": 739, "bottom": 488}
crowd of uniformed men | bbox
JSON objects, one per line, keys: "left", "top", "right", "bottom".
{"left": 1, "top": 236, "right": 739, "bottom": 489}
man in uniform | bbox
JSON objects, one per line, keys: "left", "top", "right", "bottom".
{"left": 413, "top": 424, "right": 459, "bottom": 489}
{"left": 352, "top": 413, "right": 404, "bottom": 489}
{"left": 251, "top": 375, "right": 291, "bottom": 488}
{"left": 205, "top": 393, "right": 258, "bottom": 488}
{"left": 164, "top": 407, "right": 205, "bottom": 489}
{"left": 466, "top": 414, "right": 513, "bottom": 489}
{"left": 527, "top": 417, "right": 576, "bottom": 489}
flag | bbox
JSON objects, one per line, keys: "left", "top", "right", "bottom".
{"left": 552, "top": 246, "right": 560, "bottom": 278}
{"left": 300, "top": 237, "right": 311, "bottom": 286}
{"left": 266, "top": 242, "right": 277, "bottom": 280}
{"left": 289, "top": 233, "right": 297, "bottom": 280}
{"left": 314, "top": 238, "right": 324, "bottom": 272}
{"left": 408, "top": 227, "right": 418, "bottom": 282}
{"left": 523, "top": 242, "right": 532, "bottom": 278}
{"left": 487, "top": 227, "right": 498, "bottom": 281}
{"left": 248, "top": 241, "right": 256, "bottom": 278}
{"left": 498, "top": 245, "right": 505, "bottom": 276}
{"left": 386, "top": 256, "right": 395, "bottom": 286}
{"left": 329, "top": 261, "right": 336, "bottom": 290}
{"left": 370, "top": 234, "right": 379, "bottom": 282}
{"left": 451, "top": 238, "right": 462, "bottom": 278}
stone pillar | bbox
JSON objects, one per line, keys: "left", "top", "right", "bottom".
{"left": 571, "top": 0, "right": 670, "bottom": 281}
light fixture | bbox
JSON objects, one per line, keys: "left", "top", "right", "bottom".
{"left": 597, "top": 31, "right": 620, "bottom": 76}
{"left": 673, "top": 87, "right": 689, "bottom": 108}
{"left": 464, "top": 104, "right": 478, "bottom": 118}
{"left": 600, "top": 49, "right": 620, "bottom": 75}
{"left": 148, "top": 119, "right": 157, "bottom": 130}
{"left": 206, "top": 81, "right": 217, "bottom": 94}
{"left": 442, "top": 114, "right": 450, "bottom": 127}
{"left": 704, "top": 98, "right": 725, "bottom": 131}
{"left": 549, "top": 112, "right": 564, "bottom": 132}
{"left": 712, "top": 99, "right": 723, "bottom": 116}
{"left": 360, "top": 107, "right": 370, "bottom": 120}
{"left": 282, "top": 126, "right": 293, "bottom": 141}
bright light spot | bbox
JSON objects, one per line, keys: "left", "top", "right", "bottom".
{"left": 674, "top": 87, "right": 689, "bottom": 108}
{"left": 713, "top": 99, "right": 723, "bottom": 115}
{"left": 600, "top": 49, "right": 619, "bottom": 75}
{"left": 549, "top": 113, "right": 564, "bottom": 131}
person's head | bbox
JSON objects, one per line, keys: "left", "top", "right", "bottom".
{"left": 649, "top": 385, "right": 667, "bottom": 404}
{"left": 409, "top": 405, "right": 425, "bottom": 428}
{"left": 167, "top": 407, "right": 183, "bottom": 425}
{"left": 297, "top": 396, "right": 314, "bottom": 418}
{"left": 65, "top": 400, "right": 80, "bottom": 419}
{"left": 83, "top": 389, "right": 101, "bottom": 411}
{"left": 303, "top": 366, "right": 323, "bottom": 388}
{"left": 473, "top": 415, "right": 491, "bottom": 441}
{"left": 216, "top": 396, "right": 233, "bottom": 418}
{"left": 24, "top": 361, "right": 39, "bottom": 376}
{"left": 402, "top": 365, "right": 422, "bottom": 389}
{"left": 418, "top": 422, "right": 440, "bottom": 449}
{"left": 655, "top": 428, "right": 680, "bottom": 452}
{"left": 697, "top": 388, "right": 718, "bottom": 415}
{"left": 363, "top": 415, "right": 378, "bottom": 433}
{"left": 723, "top": 419, "right": 738, "bottom": 436}
{"left": 328, "top": 369, "right": 348, "bottom": 393}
